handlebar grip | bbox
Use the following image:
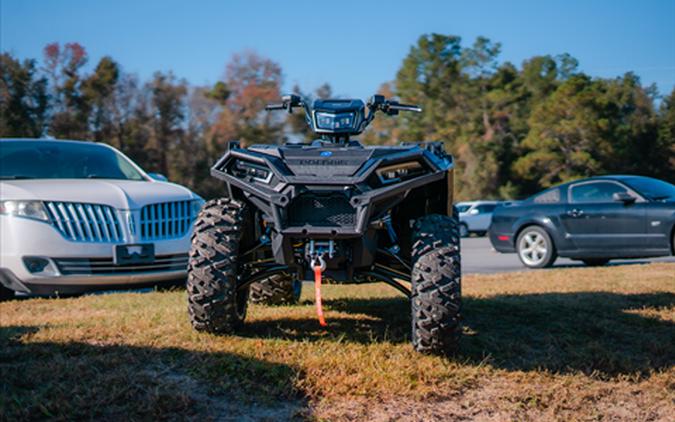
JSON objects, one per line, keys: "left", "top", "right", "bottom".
{"left": 265, "top": 104, "right": 285, "bottom": 111}
{"left": 389, "top": 103, "right": 422, "bottom": 112}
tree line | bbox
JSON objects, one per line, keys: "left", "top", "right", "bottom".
{"left": 1, "top": 35, "right": 673, "bottom": 200}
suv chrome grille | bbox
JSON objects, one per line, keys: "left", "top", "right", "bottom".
{"left": 45, "top": 202, "right": 123, "bottom": 242}
{"left": 140, "top": 201, "right": 193, "bottom": 240}
{"left": 287, "top": 193, "right": 356, "bottom": 227}
{"left": 54, "top": 253, "right": 188, "bottom": 275}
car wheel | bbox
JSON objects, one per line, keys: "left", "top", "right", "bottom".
{"left": 459, "top": 223, "right": 469, "bottom": 238}
{"left": 516, "top": 226, "right": 557, "bottom": 268}
{"left": 581, "top": 259, "right": 610, "bottom": 267}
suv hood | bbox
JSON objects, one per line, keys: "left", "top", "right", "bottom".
{"left": 0, "top": 179, "right": 198, "bottom": 209}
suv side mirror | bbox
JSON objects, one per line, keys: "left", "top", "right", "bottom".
{"left": 148, "top": 172, "right": 168, "bottom": 182}
{"left": 613, "top": 192, "right": 636, "bottom": 204}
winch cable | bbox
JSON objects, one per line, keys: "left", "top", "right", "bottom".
{"left": 313, "top": 262, "right": 328, "bottom": 327}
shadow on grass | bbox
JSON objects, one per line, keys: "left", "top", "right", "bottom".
{"left": 0, "top": 326, "right": 303, "bottom": 421}
{"left": 242, "top": 291, "right": 675, "bottom": 376}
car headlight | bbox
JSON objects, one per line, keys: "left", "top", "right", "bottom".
{"left": 190, "top": 198, "right": 205, "bottom": 219}
{"left": 231, "top": 159, "right": 272, "bottom": 183}
{"left": 315, "top": 112, "right": 355, "bottom": 130}
{"left": 376, "top": 161, "right": 426, "bottom": 184}
{"left": 0, "top": 200, "right": 50, "bottom": 222}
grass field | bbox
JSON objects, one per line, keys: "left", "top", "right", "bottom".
{"left": 1, "top": 263, "right": 674, "bottom": 421}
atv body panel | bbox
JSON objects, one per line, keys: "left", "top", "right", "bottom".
{"left": 211, "top": 140, "right": 454, "bottom": 281}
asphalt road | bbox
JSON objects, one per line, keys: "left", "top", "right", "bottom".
{"left": 462, "top": 236, "right": 675, "bottom": 274}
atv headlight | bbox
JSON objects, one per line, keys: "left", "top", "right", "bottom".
{"left": 0, "top": 200, "right": 50, "bottom": 222}
{"left": 315, "top": 112, "right": 355, "bottom": 130}
{"left": 231, "top": 159, "right": 272, "bottom": 183}
{"left": 376, "top": 161, "right": 425, "bottom": 184}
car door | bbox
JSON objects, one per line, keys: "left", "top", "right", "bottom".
{"left": 562, "top": 180, "right": 647, "bottom": 251}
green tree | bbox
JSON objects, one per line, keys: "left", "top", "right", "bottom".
{"left": 209, "top": 51, "right": 283, "bottom": 151}
{"left": 146, "top": 72, "right": 188, "bottom": 176}
{"left": 513, "top": 73, "right": 663, "bottom": 189}
{"left": 81, "top": 56, "right": 120, "bottom": 141}
{"left": 43, "top": 42, "right": 90, "bottom": 139}
{"left": 656, "top": 88, "right": 675, "bottom": 181}
{"left": 0, "top": 53, "right": 48, "bottom": 137}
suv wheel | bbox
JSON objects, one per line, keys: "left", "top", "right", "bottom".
{"left": 459, "top": 223, "right": 469, "bottom": 238}
{"left": 250, "top": 272, "right": 302, "bottom": 305}
{"left": 0, "top": 285, "right": 14, "bottom": 301}
{"left": 516, "top": 226, "right": 557, "bottom": 268}
{"left": 410, "top": 212, "right": 462, "bottom": 355}
{"left": 187, "top": 198, "right": 250, "bottom": 333}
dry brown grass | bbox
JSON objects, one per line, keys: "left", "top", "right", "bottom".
{"left": 1, "top": 263, "right": 674, "bottom": 421}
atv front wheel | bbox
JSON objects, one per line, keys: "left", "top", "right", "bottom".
{"left": 249, "top": 272, "right": 302, "bottom": 305}
{"left": 410, "top": 213, "right": 462, "bottom": 355}
{"left": 187, "top": 198, "right": 249, "bottom": 333}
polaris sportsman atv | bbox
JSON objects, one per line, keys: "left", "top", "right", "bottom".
{"left": 187, "top": 94, "right": 461, "bottom": 354}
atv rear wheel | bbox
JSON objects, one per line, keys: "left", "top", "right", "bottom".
{"left": 249, "top": 272, "right": 302, "bottom": 305}
{"left": 187, "top": 198, "right": 250, "bottom": 333}
{"left": 410, "top": 213, "right": 462, "bottom": 355}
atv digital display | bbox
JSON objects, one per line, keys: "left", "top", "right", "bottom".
{"left": 315, "top": 112, "right": 355, "bottom": 130}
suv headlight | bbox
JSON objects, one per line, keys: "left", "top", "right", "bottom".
{"left": 0, "top": 200, "right": 50, "bottom": 222}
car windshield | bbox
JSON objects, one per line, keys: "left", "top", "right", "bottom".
{"left": 456, "top": 204, "right": 471, "bottom": 213}
{"left": 622, "top": 177, "right": 675, "bottom": 200}
{"left": 0, "top": 140, "right": 146, "bottom": 181}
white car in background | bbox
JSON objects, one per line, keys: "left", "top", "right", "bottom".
{"left": 455, "top": 200, "right": 500, "bottom": 237}
{"left": 0, "top": 139, "right": 203, "bottom": 299}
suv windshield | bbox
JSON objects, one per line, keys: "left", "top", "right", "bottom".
{"left": 623, "top": 176, "right": 675, "bottom": 200}
{"left": 456, "top": 204, "right": 471, "bottom": 213}
{"left": 0, "top": 140, "right": 146, "bottom": 181}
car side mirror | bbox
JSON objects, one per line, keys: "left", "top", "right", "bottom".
{"left": 469, "top": 208, "right": 479, "bottom": 215}
{"left": 613, "top": 192, "right": 636, "bottom": 204}
{"left": 148, "top": 172, "right": 168, "bottom": 182}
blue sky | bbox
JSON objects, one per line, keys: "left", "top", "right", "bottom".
{"left": 2, "top": 0, "right": 674, "bottom": 99}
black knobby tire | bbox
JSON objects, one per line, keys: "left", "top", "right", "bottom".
{"left": 582, "top": 258, "right": 610, "bottom": 267}
{"left": 0, "top": 285, "right": 14, "bottom": 301}
{"left": 410, "top": 212, "right": 462, "bottom": 355}
{"left": 187, "top": 198, "right": 250, "bottom": 333}
{"left": 249, "top": 272, "right": 302, "bottom": 305}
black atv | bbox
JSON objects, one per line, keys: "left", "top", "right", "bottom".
{"left": 187, "top": 94, "right": 461, "bottom": 354}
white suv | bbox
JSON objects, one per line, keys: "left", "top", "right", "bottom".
{"left": 0, "top": 139, "right": 203, "bottom": 298}
{"left": 455, "top": 201, "right": 500, "bottom": 237}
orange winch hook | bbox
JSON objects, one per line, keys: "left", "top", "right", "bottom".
{"left": 313, "top": 258, "right": 328, "bottom": 327}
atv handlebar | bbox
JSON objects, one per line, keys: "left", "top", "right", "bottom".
{"left": 265, "top": 93, "right": 421, "bottom": 140}
{"left": 388, "top": 103, "right": 422, "bottom": 113}
{"left": 264, "top": 103, "right": 286, "bottom": 111}
{"left": 367, "top": 95, "right": 422, "bottom": 115}
{"left": 265, "top": 94, "right": 304, "bottom": 113}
